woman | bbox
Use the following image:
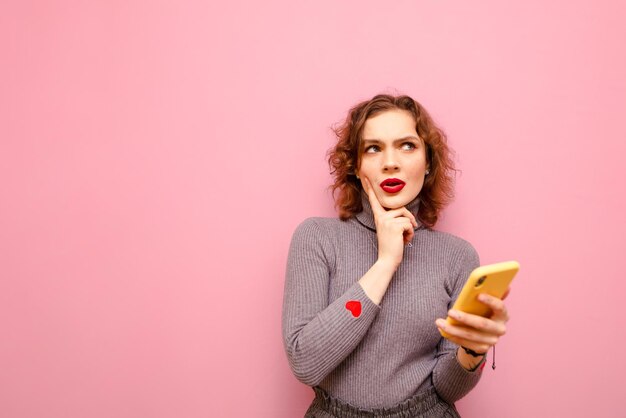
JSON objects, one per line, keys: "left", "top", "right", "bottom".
{"left": 282, "top": 94, "right": 510, "bottom": 417}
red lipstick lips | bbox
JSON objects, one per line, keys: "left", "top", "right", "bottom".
{"left": 380, "top": 178, "right": 406, "bottom": 193}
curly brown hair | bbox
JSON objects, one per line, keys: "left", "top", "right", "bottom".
{"left": 327, "top": 94, "right": 457, "bottom": 228}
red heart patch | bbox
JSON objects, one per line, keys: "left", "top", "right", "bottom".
{"left": 345, "top": 300, "right": 362, "bottom": 318}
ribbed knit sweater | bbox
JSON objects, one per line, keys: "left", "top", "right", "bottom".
{"left": 282, "top": 193, "right": 484, "bottom": 409}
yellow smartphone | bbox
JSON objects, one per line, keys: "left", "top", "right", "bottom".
{"left": 439, "top": 261, "right": 520, "bottom": 339}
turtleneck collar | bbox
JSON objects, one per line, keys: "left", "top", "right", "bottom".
{"left": 354, "top": 191, "right": 423, "bottom": 232}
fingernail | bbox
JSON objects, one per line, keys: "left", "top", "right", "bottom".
{"left": 478, "top": 294, "right": 488, "bottom": 302}
{"left": 448, "top": 310, "right": 460, "bottom": 319}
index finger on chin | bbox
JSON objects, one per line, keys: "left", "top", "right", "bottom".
{"left": 362, "top": 176, "right": 385, "bottom": 215}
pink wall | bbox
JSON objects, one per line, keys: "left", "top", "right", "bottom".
{"left": 2, "top": 1, "right": 625, "bottom": 417}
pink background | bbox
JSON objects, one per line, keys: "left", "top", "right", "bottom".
{"left": 2, "top": 1, "right": 625, "bottom": 417}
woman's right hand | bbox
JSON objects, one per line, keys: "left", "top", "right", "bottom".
{"left": 361, "top": 176, "right": 418, "bottom": 268}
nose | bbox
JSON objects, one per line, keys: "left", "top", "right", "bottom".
{"left": 382, "top": 150, "right": 399, "bottom": 172}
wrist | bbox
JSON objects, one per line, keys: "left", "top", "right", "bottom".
{"left": 456, "top": 347, "right": 486, "bottom": 371}
{"left": 461, "top": 346, "right": 487, "bottom": 357}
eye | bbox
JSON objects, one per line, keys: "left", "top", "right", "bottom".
{"left": 364, "top": 145, "right": 380, "bottom": 153}
{"left": 401, "top": 142, "right": 417, "bottom": 151}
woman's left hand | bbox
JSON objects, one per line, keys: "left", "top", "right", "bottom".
{"left": 435, "top": 288, "right": 511, "bottom": 355}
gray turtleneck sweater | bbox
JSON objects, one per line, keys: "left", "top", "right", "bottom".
{"left": 282, "top": 193, "right": 484, "bottom": 409}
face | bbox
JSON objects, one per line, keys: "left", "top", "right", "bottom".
{"left": 357, "top": 109, "right": 429, "bottom": 210}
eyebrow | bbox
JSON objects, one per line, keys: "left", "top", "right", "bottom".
{"left": 361, "top": 136, "right": 421, "bottom": 145}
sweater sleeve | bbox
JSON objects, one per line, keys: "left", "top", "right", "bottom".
{"left": 281, "top": 218, "right": 381, "bottom": 387}
{"left": 432, "top": 240, "right": 483, "bottom": 404}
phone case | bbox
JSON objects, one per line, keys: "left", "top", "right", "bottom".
{"left": 439, "top": 260, "right": 520, "bottom": 340}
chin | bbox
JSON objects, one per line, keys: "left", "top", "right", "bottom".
{"left": 380, "top": 193, "right": 419, "bottom": 209}
{"left": 380, "top": 198, "right": 410, "bottom": 210}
